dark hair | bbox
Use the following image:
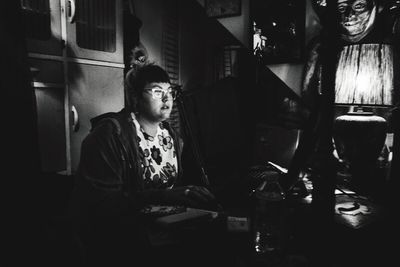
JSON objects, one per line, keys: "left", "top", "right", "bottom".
{"left": 125, "top": 63, "right": 171, "bottom": 112}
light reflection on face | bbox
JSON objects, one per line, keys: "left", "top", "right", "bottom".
{"left": 138, "top": 82, "right": 173, "bottom": 123}
{"left": 337, "top": 0, "right": 376, "bottom": 42}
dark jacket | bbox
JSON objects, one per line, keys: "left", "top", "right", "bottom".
{"left": 69, "top": 108, "right": 183, "bottom": 217}
{"left": 67, "top": 109, "right": 184, "bottom": 265}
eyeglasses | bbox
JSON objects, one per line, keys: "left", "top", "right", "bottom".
{"left": 144, "top": 87, "right": 177, "bottom": 100}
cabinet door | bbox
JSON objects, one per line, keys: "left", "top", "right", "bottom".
{"left": 29, "top": 58, "right": 66, "bottom": 172}
{"left": 65, "top": 0, "right": 124, "bottom": 63}
{"left": 22, "top": 0, "right": 62, "bottom": 55}
{"left": 68, "top": 63, "right": 124, "bottom": 172}
{"left": 35, "top": 87, "right": 67, "bottom": 172}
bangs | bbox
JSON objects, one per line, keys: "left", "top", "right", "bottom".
{"left": 127, "top": 64, "right": 171, "bottom": 93}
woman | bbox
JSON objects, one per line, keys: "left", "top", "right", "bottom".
{"left": 68, "top": 63, "right": 217, "bottom": 266}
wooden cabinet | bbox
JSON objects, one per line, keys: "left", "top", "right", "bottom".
{"left": 24, "top": 0, "right": 125, "bottom": 174}
{"left": 68, "top": 63, "right": 124, "bottom": 171}
{"left": 22, "top": 0, "right": 63, "bottom": 56}
{"left": 28, "top": 58, "right": 66, "bottom": 172}
{"left": 65, "top": 0, "right": 124, "bottom": 63}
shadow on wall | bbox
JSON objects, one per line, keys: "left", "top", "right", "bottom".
{"left": 180, "top": 76, "right": 257, "bottom": 202}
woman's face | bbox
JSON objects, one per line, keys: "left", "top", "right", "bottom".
{"left": 137, "top": 82, "right": 173, "bottom": 123}
{"left": 337, "top": 0, "right": 376, "bottom": 41}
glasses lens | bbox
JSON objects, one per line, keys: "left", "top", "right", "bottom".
{"left": 152, "top": 89, "right": 163, "bottom": 99}
{"left": 148, "top": 88, "right": 176, "bottom": 100}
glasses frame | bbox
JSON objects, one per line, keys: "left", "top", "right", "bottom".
{"left": 144, "top": 87, "right": 177, "bottom": 100}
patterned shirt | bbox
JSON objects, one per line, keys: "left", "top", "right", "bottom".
{"left": 131, "top": 113, "right": 178, "bottom": 189}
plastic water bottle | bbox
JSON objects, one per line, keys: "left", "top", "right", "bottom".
{"left": 253, "top": 173, "right": 286, "bottom": 254}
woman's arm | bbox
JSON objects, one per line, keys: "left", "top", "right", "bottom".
{"left": 69, "top": 121, "right": 216, "bottom": 217}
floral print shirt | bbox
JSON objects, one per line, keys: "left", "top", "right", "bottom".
{"left": 131, "top": 113, "right": 178, "bottom": 190}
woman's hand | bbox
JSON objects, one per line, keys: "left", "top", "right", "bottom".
{"left": 163, "top": 185, "right": 217, "bottom": 209}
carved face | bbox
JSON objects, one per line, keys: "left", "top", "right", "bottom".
{"left": 337, "top": 0, "right": 376, "bottom": 42}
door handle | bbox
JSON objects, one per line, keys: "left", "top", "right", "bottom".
{"left": 67, "top": 0, "right": 76, "bottom": 23}
{"left": 71, "top": 105, "right": 80, "bottom": 132}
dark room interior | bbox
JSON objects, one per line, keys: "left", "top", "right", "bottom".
{"left": 3, "top": 0, "right": 398, "bottom": 266}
